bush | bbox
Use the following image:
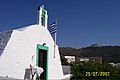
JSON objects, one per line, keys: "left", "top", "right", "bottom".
{"left": 70, "top": 61, "right": 120, "bottom": 79}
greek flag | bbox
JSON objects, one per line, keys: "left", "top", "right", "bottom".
{"left": 49, "top": 22, "right": 57, "bottom": 34}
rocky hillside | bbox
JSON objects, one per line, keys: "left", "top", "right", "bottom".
{"left": 59, "top": 45, "right": 120, "bottom": 63}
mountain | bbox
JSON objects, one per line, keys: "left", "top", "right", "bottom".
{"left": 59, "top": 45, "right": 120, "bottom": 63}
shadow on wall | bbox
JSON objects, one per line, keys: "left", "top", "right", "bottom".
{"left": 24, "top": 68, "right": 30, "bottom": 80}
{"left": 0, "top": 30, "right": 13, "bottom": 56}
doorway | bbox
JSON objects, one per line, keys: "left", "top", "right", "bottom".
{"left": 36, "top": 44, "right": 48, "bottom": 80}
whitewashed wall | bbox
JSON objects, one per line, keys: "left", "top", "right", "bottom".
{"left": 0, "top": 25, "right": 63, "bottom": 79}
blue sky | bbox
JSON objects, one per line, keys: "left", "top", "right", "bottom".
{"left": 0, "top": 0, "right": 120, "bottom": 47}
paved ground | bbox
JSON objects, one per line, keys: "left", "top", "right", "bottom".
{"left": 62, "top": 65, "right": 71, "bottom": 75}
{"left": 0, "top": 76, "right": 21, "bottom": 80}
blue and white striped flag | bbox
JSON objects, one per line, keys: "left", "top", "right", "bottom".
{"left": 49, "top": 22, "right": 57, "bottom": 34}
{"left": 49, "top": 20, "right": 57, "bottom": 58}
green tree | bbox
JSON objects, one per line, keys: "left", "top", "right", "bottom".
{"left": 70, "top": 61, "right": 120, "bottom": 79}
{"left": 60, "top": 55, "right": 69, "bottom": 65}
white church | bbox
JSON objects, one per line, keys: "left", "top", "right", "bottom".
{"left": 0, "top": 6, "right": 70, "bottom": 80}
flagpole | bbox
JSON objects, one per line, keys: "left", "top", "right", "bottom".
{"left": 55, "top": 19, "right": 57, "bottom": 44}
{"left": 54, "top": 19, "right": 57, "bottom": 58}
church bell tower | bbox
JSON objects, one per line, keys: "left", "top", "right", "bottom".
{"left": 38, "top": 5, "right": 48, "bottom": 29}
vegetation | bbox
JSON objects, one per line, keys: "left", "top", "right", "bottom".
{"left": 59, "top": 45, "right": 120, "bottom": 79}
{"left": 70, "top": 61, "right": 120, "bottom": 79}
{"left": 60, "top": 55, "right": 68, "bottom": 65}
